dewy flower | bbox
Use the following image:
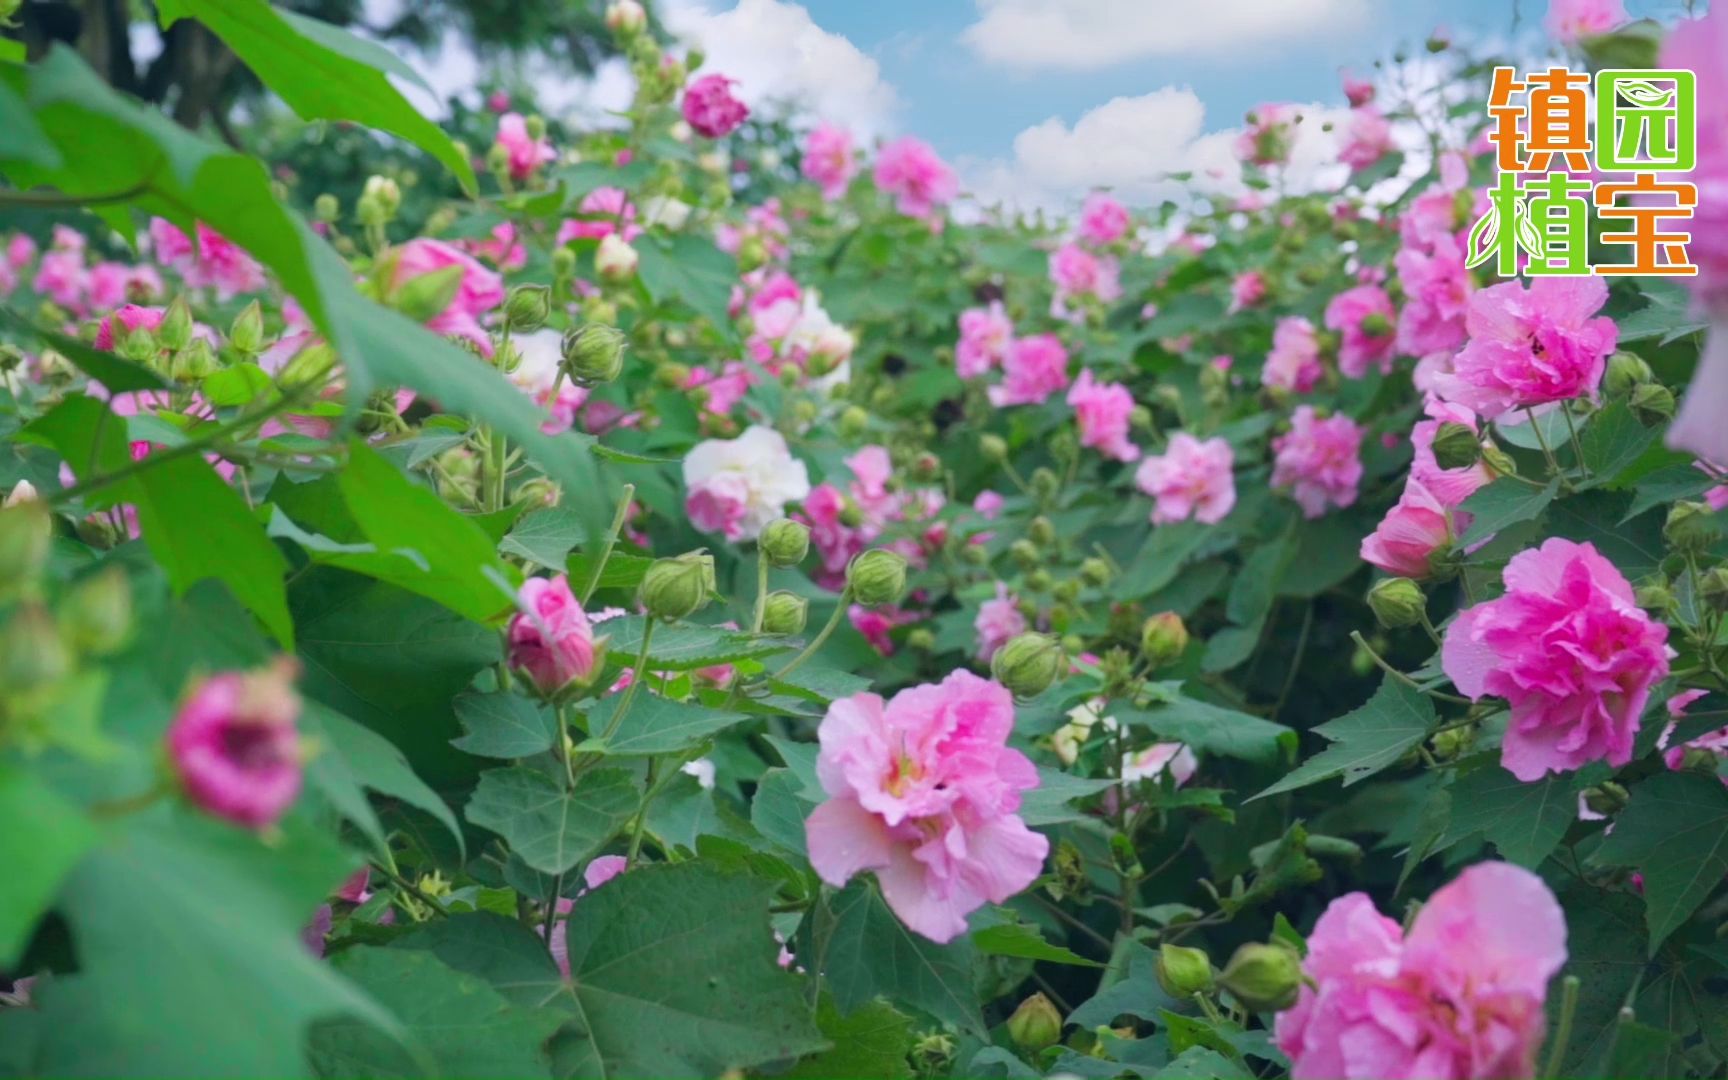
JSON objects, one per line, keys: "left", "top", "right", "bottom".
{"left": 1324, "top": 283, "right": 1397, "bottom": 378}
{"left": 804, "top": 670, "right": 1048, "bottom": 943}
{"left": 1275, "top": 861, "right": 1567, "bottom": 1080}
{"left": 682, "top": 74, "right": 749, "bottom": 138}
{"left": 494, "top": 112, "right": 554, "bottom": 181}
{"left": 683, "top": 425, "right": 812, "bottom": 542}
{"left": 1433, "top": 276, "right": 1617, "bottom": 419}
{"left": 988, "top": 333, "right": 1070, "bottom": 406}
{"left": 1066, "top": 369, "right": 1139, "bottom": 462}
{"left": 1049, "top": 242, "right": 1122, "bottom": 306}
{"left": 802, "top": 122, "right": 856, "bottom": 200}
{"left": 508, "top": 574, "right": 600, "bottom": 694}
{"left": 1546, "top": 0, "right": 1628, "bottom": 43}
{"left": 1078, "top": 192, "right": 1130, "bottom": 247}
{"left": 956, "top": 302, "right": 1014, "bottom": 378}
{"left": 1135, "top": 433, "right": 1236, "bottom": 525}
{"left": 873, "top": 136, "right": 959, "bottom": 219}
{"left": 975, "top": 584, "right": 1028, "bottom": 662}
{"left": 1263, "top": 316, "right": 1325, "bottom": 393}
{"left": 388, "top": 238, "right": 506, "bottom": 354}
{"left": 1272, "top": 406, "right": 1364, "bottom": 519}
{"left": 1337, "top": 106, "right": 1395, "bottom": 172}
{"left": 1360, "top": 478, "right": 1461, "bottom": 579}
{"left": 1443, "top": 538, "right": 1671, "bottom": 781}
{"left": 167, "top": 659, "right": 303, "bottom": 829}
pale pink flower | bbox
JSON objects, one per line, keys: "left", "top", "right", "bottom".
{"left": 1276, "top": 861, "right": 1566, "bottom": 1080}
{"left": 956, "top": 302, "right": 1013, "bottom": 378}
{"left": 464, "top": 221, "right": 528, "bottom": 272}
{"left": 1658, "top": 689, "right": 1727, "bottom": 773}
{"left": 558, "top": 187, "right": 640, "bottom": 245}
{"left": 973, "top": 490, "right": 1004, "bottom": 520}
{"left": 802, "top": 484, "right": 866, "bottom": 577}
{"left": 389, "top": 239, "right": 505, "bottom": 354}
{"left": 873, "top": 137, "right": 959, "bottom": 219}
{"left": 975, "top": 585, "right": 1028, "bottom": 662}
{"left": 1066, "top": 369, "right": 1139, "bottom": 462}
{"left": 93, "top": 304, "right": 166, "bottom": 352}
{"left": 6, "top": 233, "right": 38, "bottom": 270}
{"left": 494, "top": 112, "right": 555, "bottom": 180}
{"left": 1264, "top": 316, "right": 1325, "bottom": 393}
{"left": 1121, "top": 743, "right": 1197, "bottom": 786}
{"left": 1341, "top": 70, "right": 1375, "bottom": 107}
{"left": 511, "top": 329, "right": 590, "bottom": 434}
{"left": 1229, "top": 270, "right": 1267, "bottom": 313}
{"left": 1395, "top": 234, "right": 1472, "bottom": 357}
{"left": 804, "top": 670, "right": 1047, "bottom": 943}
{"left": 1324, "top": 284, "right": 1397, "bottom": 378}
{"left": 1078, "top": 193, "right": 1130, "bottom": 247}
{"left": 1135, "top": 433, "right": 1236, "bottom": 525}
{"left": 1444, "top": 538, "right": 1671, "bottom": 780}
{"left": 1338, "top": 107, "right": 1395, "bottom": 172}
{"left": 683, "top": 425, "right": 812, "bottom": 542}
{"left": 167, "top": 659, "right": 303, "bottom": 830}
{"left": 1361, "top": 479, "right": 1463, "bottom": 579}
{"left": 1546, "top": 0, "right": 1628, "bottom": 43}
{"left": 1410, "top": 400, "right": 1493, "bottom": 506}
{"left": 1272, "top": 406, "right": 1364, "bottom": 518}
{"left": 153, "top": 220, "right": 265, "bottom": 299}
{"left": 988, "top": 333, "right": 1070, "bottom": 406}
{"left": 682, "top": 74, "right": 749, "bottom": 138}
{"left": 1049, "top": 242, "right": 1122, "bottom": 305}
{"left": 508, "top": 575, "right": 600, "bottom": 694}
{"left": 803, "top": 122, "right": 856, "bottom": 200}
{"left": 1433, "top": 276, "right": 1617, "bottom": 418}
{"left": 850, "top": 604, "right": 905, "bottom": 656}
{"left": 1236, "top": 103, "right": 1298, "bottom": 166}
{"left": 32, "top": 248, "right": 86, "bottom": 310}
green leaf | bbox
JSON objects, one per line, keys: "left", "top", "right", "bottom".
{"left": 1595, "top": 771, "right": 1728, "bottom": 953}
{"left": 155, "top": 0, "right": 475, "bottom": 192}
{"left": 1068, "top": 941, "right": 1177, "bottom": 1028}
{"left": 634, "top": 233, "right": 739, "bottom": 331}
{"left": 0, "top": 765, "right": 98, "bottom": 966}
{"left": 784, "top": 995, "right": 913, "bottom": 1080}
{"left": 972, "top": 921, "right": 1102, "bottom": 967}
{"left": 749, "top": 767, "right": 816, "bottom": 857}
{"left": 465, "top": 766, "right": 638, "bottom": 876}
{"left": 1547, "top": 490, "right": 1668, "bottom": 580}
{"left": 1458, "top": 477, "right": 1559, "bottom": 548}
{"left": 392, "top": 911, "right": 568, "bottom": 1011}
{"left": 1018, "top": 768, "right": 1116, "bottom": 827}
{"left": 452, "top": 691, "right": 560, "bottom": 759}
{"left": 1577, "top": 401, "right": 1658, "bottom": 489}
{"left": 499, "top": 505, "right": 586, "bottom": 570}
{"left": 1253, "top": 677, "right": 1433, "bottom": 799}
{"left": 583, "top": 692, "right": 751, "bottom": 756}
{"left": 603, "top": 616, "right": 791, "bottom": 670}
{"left": 309, "top": 946, "right": 565, "bottom": 1078}
{"left": 18, "top": 395, "right": 132, "bottom": 507}
{"left": 302, "top": 701, "right": 465, "bottom": 860}
{"left": 1624, "top": 463, "right": 1714, "bottom": 522}
{"left": 1120, "top": 696, "right": 1294, "bottom": 765}
{"left": 1441, "top": 763, "right": 1572, "bottom": 868}
{"left": 0, "top": 77, "right": 60, "bottom": 165}
{"left": 825, "top": 880, "right": 985, "bottom": 1038}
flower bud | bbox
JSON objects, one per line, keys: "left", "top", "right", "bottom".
{"left": 551, "top": 246, "right": 578, "bottom": 279}
{"left": 158, "top": 295, "right": 194, "bottom": 352}
{"left": 0, "top": 602, "right": 70, "bottom": 693}
{"left": 1218, "top": 943, "right": 1302, "bottom": 1012}
{"left": 363, "top": 175, "right": 401, "bottom": 215}
{"left": 1604, "top": 351, "right": 1653, "bottom": 397}
{"left": 1480, "top": 443, "right": 1518, "bottom": 478}
{"left": 1429, "top": 422, "right": 1481, "bottom": 471}
{"left": 1582, "top": 781, "right": 1630, "bottom": 816}
{"left": 392, "top": 263, "right": 465, "bottom": 323}
{"left": 759, "top": 519, "right": 810, "bottom": 567}
{"left": 596, "top": 233, "right": 640, "bottom": 282}
{"left": 838, "top": 405, "right": 869, "bottom": 441}
{"left": 837, "top": 499, "right": 864, "bottom": 529}
{"left": 120, "top": 322, "right": 159, "bottom": 365}
{"left": 0, "top": 498, "right": 52, "bottom": 593}
{"left": 562, "top": 324, "right": 628, "bottom": 386}
{"left": 3, "top": 479, "right": 38, "bottom": 508}
{"left": 1156, "top": 943, "right": 1216, "bottom": 998}
{"left": 1665, "top": 501, "right": 1719, "bottom": 554}
{"left": 1030, "top": 466, "right": 1060, "bottom": 502}
{"left": 979, "top": 434, "right": 1008, "bottom": 463}
{"left": 1027, "top": 568, "right": 1053, "bottom": 592}
{"left": 1130, "top": 404, "right": 1154, "bottom": 431}
{"left": 991, "top": 632, "right": 1065, "bottom": 699}
{"left": 229, "top": 300, "right": 266, "bottom": 354}
{"left": 523, "top": 113, "right": 547, "bottom": 141}
{"left": 505, "top": 284, "right": 552, "bottom": 332}
{"left": 1360, "top": 312, "right": 1393, "bottom": 338}
{"left": 1080, "top": 557, "right": 1111, "bottom": 587}
{"left": 1429, "top": 724, "right": 1474, "bottom": 760}
{"left": 847, "top": 549, "right": 907, "bottom": 607}
{"left": 1140, "top": 612, "right": 1189, "bottom": 668}
{"left": 606, "top": 0, "right": 647, "bottom": 33}
{"left": 961, "top": 543, "right": 989, "bottom": 566}
{"left": 313, "top": 193, "right": 340, "bottom": 223}
{"left": 278, "top": 342, "right": 339, "bottom": 390}
{"left": 762, "top": 591, "right": 808, "bottom": 635}
{"left": 169, "top": 336, "right": 220, "bottom": 383}
{"left": 641, "top": 552, "right": 715, "bottom": 621}
{"left": 1634, "top": 580, "right": 1676, "bottom": 613}
{"left": 1010, "top": 538, "right": 1040, "bottom": 568}
{"left": 1005, "top": 992, "right": 1063, "bottom": 1052}
{"left": 61, "top": 566, "right": 133, "bottom": 656}
{"left": 484, "top": 141, "right": 513, "bottom": 179}
{"left": 1700, "top": 566, "right": 1728, "bottom": 615}
{"left": 1368, "top": 576, "right": 1426, "bottom": 629}
{"left": 907, "top": 627, "right": 935, "bottom": 651}
{"left": 1028, "top": 516, "right": 1056, "bottom": 547}
{"left": 1629, "top": 382, "right": 1676, "bottom": 426}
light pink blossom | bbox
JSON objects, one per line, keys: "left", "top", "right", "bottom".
{"left": 1341, "top": 70, "right": 1375, "bottom": 107}
{"left": 987, "top": 333, "right": 1070, "bottom": 407}
{"left": 1324, "top": 284, "right": 1397, "bottom": 378}
{"left": 1396, "top": 234, "right": 1472, "bottom": 358}
{"left": 1410, "top": 400, "right": 1493, "bottom": 507}
{"left": 508, "top": 575, "right": 600, "bottom": 694}
{"left": 1433, "top": 276, "right": 1616, "bottom": 419}
{"left": 1272, "top": 406, "right": 1364, "bottom": 518}
{"left": 682, "top": 74, "right": 749, "bottom": 138}
{"left": 975, "top": 585, "right": 1028, "bottom": 662}
{"left": 1049, "top": 242, "right": 1122, "bottom": 305}
{"left": 389, "top": 238, "right": 506, "bottom": 354}
{"left": 683, "top": 425, "right": 812, "bottom": 542}
{"left": 558, "top": 187, "right": 640, "bottom": 245}
{"left": 1229, "top": 270, "right": 1267, "bottom": 313}
{"left": 1338, "top": 107, "right": 1395, "bottom": 172}
{"left": 1361, "top": 479, "right": 1463, "bottom": 579}
{"left": 803, "top": 122, "right": 856, "bottom": 200}
{"left": 167, "top": 659, "right": 303, "bottom": 829}
{"left": 873, "top": 137, "right": 959, "bottom": 219}
{"left": 1078, "top": 193, "right": 1130, "bottom": 247}
{"left": 494, "top": 112, "right": 555, "bottom": 180}
{"left": 1135, "top": 433, "right": 1236, "bottom": 525}
{"left": 1546, "top": 0, "right": 1628, "bottom": 43}
{"left": 1066, "top": 369, "right": 1139, "bottom": 462}
{"left": 1264, "top": 316, "right": 1324, "bottom": 393}
{"left": 956, "top": 302, "right": 1013, "bottom": 378}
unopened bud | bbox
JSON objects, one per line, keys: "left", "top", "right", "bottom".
{"left": 641, "top": 551, "right": 715, "bottom": 621}
{"left": 505, "top": 284, "right": 551, "bottom": 332}
{"left": 1010, "top": 538, "right": 1040, "bottom": 568}
{"left": 1665, "top": 501, "right": 1719, "bottom": 553}
{"left": 1481, "top": 443, "right": 1518, "bottom": 478}
{"left": 485, "top": 141, "right": 513, "bottom": 179}
{"left": 847, "top": 549, "right": 907, "bottom": 607}
{"left": 278, "top": 342, "right": 339, "bottom": 390}
{"left": 1005, "top": 992, "right": 1063, "bottom": 1052}
{"left": 551, "top": 246, "right": 578, "bottom": 279}
{"left": 1027, "top": 568, "right": 1053, "bottom": 593}
{"left": 1360, "top": 312, "right": 1392, "bottom": 338}
{"left": 907, "top": 627, "right": 936, "bottom": 651}
{"left": 523, "top": 114, "right": 547, "bottom": 141}
{"left": 961, "top": 543, "right": 989, "bottom": 566}
{"left": 1140, "top": 612, "right": 1189, "bottom": 668}
{"left": 737, "top": 234, "right": 769, "bottom": 273}
{"left": 1218, "top": 943, "right": 1302, "bottom": 1012}
{"left": 313, "top": 193, "right": 340, "bottom": 223}
{"left": 979, "top": 433, "right": 1008, "bottom": 463}
{"left": 1700, "top": 566, "right": 1728, "bottom": 614}
{"left": 1583, "top": 781, "right": 1630, "bottom": 816}
{"left": 1156, "top": 943, "right": 1215, "bottom": 998}
{"left": 61, "top": 566, "right": 132, "bottom": 655}
{"left": 120, "top": 322, "right": 159, "bottom": 364}
{"left": 605, "top": 0, "right": 647, "bottom": 33}
{"left": 1080, "top": 557, "right": 1111, "bottom": 587}
{"left": 170, "top": 336, "right": 220, "bottom": 383}
{"left": 158, "top": 296, "right": 194, "bottom": 352}
{"left": 229, "top": 300, "right": 265, "bottom": 354}
{"left": 1368, "top": 576, "right": 1426, "bottom": 629}
{"left": 762, "top": 591, "right": 808, "bottom": 635}
{"left": 1635, "top": 580, "right": 1676, "bottom": 613}
{"left": 991, "top": 632, "right": 1065, "bottom": 699}
{"left": 392, "top": 264, "right": 465, "bottom": 323}
{"left": 837, "top": 406, "right": 869, "bottom": 441}
{"left": 1430, "top": 422, "right": 1481, "bottom": 471}
{"left": 1629, "top": 382, "right": 1676, "bottom": 425}
{"left": 759, "top": 519, "right": 810, "bottom": 567}
{"left": 0, "top": 602, "right": 70, "bottom": 692}
{"left": 0, "top": 499, "right": 52, "bottom": 593}
{"left": 596, "top": 233, "right": 640, "bottom": 282}
{"left": 1605, "top": 351, "right": 1654, "bottom": 397}
{"left": 1030, "top": 466, "right": 1060, "bottom": 502}
{"left": 562, "top": 324, "right": 628, "bottom": 386}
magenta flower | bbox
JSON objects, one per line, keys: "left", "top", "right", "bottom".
{"left": 508, "top": 575, "right": 601, "bottom": 694}
{"left": 988, "top": 333, "right": 1071, "bottom": 407}
{"left": 1444, "top": 538, "right": 1671, "bottom": 781}
{"left": 1337, "top": 107, "right": 1395, "bottom": 172}
{"left": 493, "top": 112, "right": 555, "bottom": 181}
{"left": 1324, "top": 284, "right": 1397, "bottom": 378}
{"left": 1272, "top": 406, "right": 1364, "bottom": 519}
{"left": 93, "top": 304, "right": 166, "bottom": 352}
{"left": 873, "top": 136, "right": 959, "bottom": 219}
{"left": 804, "top": 670, "right": 1047, "bottom": 943}
{"left": 557, "top": 186, "right": 641, "bottom": 245}
{"left": 1135, "top": 433, "right": 1236, "bottom": 526}
{"left": 956, "top": 302, "right": 1013, "bottom": 378}
{"left": 167, "top": 659, "right": 304, "bottom": 830}
{"left": 1049, "top": 242, "right": 1121, "bottom": 306}
{"left": 149, "top": 218, "right": 264, "bottom": 299}
{"left": 388, "top": 239, "right": 506, "bottom": 355}
{"left": 1078, "top": 193, "right": 1130, "bottom": 247}
{"left": 974, "top": 585, "right": 1028, "bottom": 662}
{"left": 1433, "top": 276, "right": 1617, "bottom": 419}
{"left": 1229, "top": 270, "right": 1267, "bottom": 313}
{"left": 1263, "top": 316, "right": 1324, "bottom": 394}
{"left": 1395, "top": 234, "right": 1472, "bottom": 358}
{"left": 1341, "top": 70, "right": 1375, "bottom": 107}
{"left": 1360, "top": 479, "right": 1461, "bottom": 579}
{"left": 1276, "top": 861, "right": 1567, "bottom": 1080}
{"left": 1546, "top": 0, "right": 1628, "bottom": 43}
{"left": 682, "top": 74, "right": 749, "bottom": 138}
{"left": 1410, "top": 400, "right": 1493, "bottom": 507}
{"left": 1066, "top": 369, "right": 1139, "bottom": 462}
{"left": 802, "top": 122, "right": 856, "bottom": 200}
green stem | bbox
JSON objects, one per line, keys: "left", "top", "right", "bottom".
{"left": 1561, "top": 403, "right": 1588, "bottom": 482}
{"left": 773, "top": 588, "right": 851, "bottom": 679}
{"left": 750, "top": 552, "right": 771, "bottom": 634}
{"left": 1543, "top": 975, "right": 1580, "bottom": 1079}
{"left": 625, "top": 758, "right": 661, "bottom": 868}
{"left": 1349, "top": 631, "right": 1473, "bottom": 704}
{"left": 580, "top": 483, "right": 636, "bottom": 605}
{"left": 1522, "top": 407, "right": 1563, "bottom": 480}
{"left": 596, "top": 620, "right": 655, "bottom": 746}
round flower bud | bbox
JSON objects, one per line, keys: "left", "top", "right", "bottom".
{"left": 605, "top": 0, "right": 647, "bottom": 33}
{"left": 847, "top": 549, "right": 908, "bottom": 607}
{"left": 596, "top": 233, "right": 640, "bottom": 282}
{"left": 1156, "top": 943, "right": 1216, "bottom": 999}
{"left": 1005, "top": 993, "right": 1063, "bottom": 1052}
{"left": 158, "top": 296, "right": 194, "bottom": 352}
{"left": 62, "top": 566, "right": 133, "bottom": 656}
{"left": 1080, "top": 557, "right": 1111, "bottom": 587}
{"left": 1026, "top": 568, "right": 1053, "bottom": 593}
{"left": 562, "top": 324, "right": 628, "bottom": 386}
{"left": 762, "top": 591, "right": 809, "bottom": 635}
{"left": 0, "top": 602, "right": 70, "bottom": 693}
{"left": 979, "top": 434, "right": 1008, "bottom": 463}
{"left": 1140, "top": 612, "right": 1189, "bottom": 668}
{"left": 0, "top": 498, "right": 52, "bottom": 595}
{"left": 1582, "top": 781, "right": 1630, "bottom": 817}
{"left": 1028, "top": 516, "right": 1056, "bottom": 547}
{"left": 1368, "top": 576, "right": 1426, "bottom": 629}
{"left": 313, "top": 193, "right": 340, "bottom": 223}
{"left": 1429, "top": 422, "right": 1482, "bottom": 471}
{"left": 1030, "top": 466, "right": 1060, "bottom": 501}
{"left": 907, "top": 627, "right": 936, "bottom": 651}
{"left": 641, "top": 552, "right": 715, "bottom": 621}
{"left": 1700, "top": 566, "right": 1728, "bottom": 615}
{"left": 551, "top": 246, "right": 578, "bottom": 279}
{"left": 1635, "top": 580, "right": 1676, "bottom": 613}
{"left": 1604, "top": 350, "right": 1653, "bottom": 397}
{"left": 505, "top": 284, "right": 552, "bottom": 332}
{"left": 991, "top": 632, "right": 1065, "bottom": 699}
{"left": 1665, "top": 501, "right": 1719, "bottom": 554}
{"left": 961, "top": 543, "right": 989, "bottom": 566}
{"left": 1010, "top": 538, "right": 1040, "bottom": 568}
{"left": 1218, "top": 943, "right": 1302, "bottom": 1012}
{"left": 1480, "top": 443, "right": 1518, "bottom": 478}
{"left": 838, "top": 406, "right": 870, "bottom": 441}
{"left": 759, "top": 519, "right": 811, "bottom": 567}
{"left": 1360, "top": 312, "right": 1393, "bottom": 338}
{"left": 1053, "top": 579, "right": 1080, "bottom": 603}
{"left": 280, "top": 342, "right": 339, "bottom": 391}
{"left": 1629, "top": 382, "right": 1676, "bottom": 426}
{"left": 229, "top": 300, "right": 266, "bottom": 355}
{"left": 169, "top": 337, "right": 220, "bottom": 383}
{"left": 484, "top": 141, "right": 513, "bottom": 179}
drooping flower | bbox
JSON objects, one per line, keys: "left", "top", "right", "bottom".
{"left": 1324, "top": 283, "right": 1397, "bottom": 378}
{"left": 803, "top": 122, "right": 856, "bottom": 200}
{"left": 1275, "top": 861, "right": 1567, "bottom": 1080}
{"left": 1271, "top": 406, "right": 1364, "bottom": 519}
{"left": 873, "top": 136, "right": 959, "bottom": 219}
{"left": 988, "top": 333, "right": 1070, "bottom": 406}
{"left": 1078, "top": 192, "right": 1130, "bottom": 247}
{"left": 1264, "top": 316, "right": 1325, "bottom": 393}
{"left": 682, "top": 74, "right": 749, "bottom": 138}
{"left": 167, "top": 659, "right": 303, "bottom": 829}
{"left": 1433, "top": 276, "right": 1617, "bottom": 419}
{"left": 975, "top": 584, "right": 1028, "bottom": 662}
{"left": 1545, "top": 0, "right": 1628, "bottom": 43}
{"left": 1066, "top": 369, "right": 1139, "bottom": 462}
{"left": 1134, "top": 433, "right": 1236, "bottom": 525}
{"left": 1338, "top": 107, "right": 1395, "bottom": 172}
{"left": 508, "top": 575, "right": 600, "bottom": 694}
{"left": 1443, "top": 538, "right": 1671, "bottom": 780}
{"left": 956, "top": 302, "right": 1014, "bottom": 378}
{"left": 388, "top": 239, "right": 506, "bottom": 355}
{"left": 494, "top": 112, "right": 555, "bottom": 180}
{"left": 683, "top": 425, "right": 812, "bottom": 542}
{"left": 804, "top": 670, "right": 1048, "bottom": 943}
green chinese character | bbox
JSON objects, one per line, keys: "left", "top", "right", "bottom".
{"left": 1523, "top": 172, "right": 1593, "bottom": 275}
{"left": 1595, "top": 69, "right": 1696, "bottom": 171}
{"left": 1466, "top": 171, "right": 1534, "bottom": 277}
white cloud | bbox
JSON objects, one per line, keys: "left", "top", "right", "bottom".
{"left": 663, "top": 0, "right": 900, "bottom": 138}
{"left": 962, "top": 0, "right": 1372, "bottom": 70}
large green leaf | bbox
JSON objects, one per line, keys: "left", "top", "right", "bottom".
{"left": 784, "top": 995, "right": 913, "bottom": 1080}
{"left": 602, "top": 616, "right": 791, "bottom": 670}
{"left": 1120, "top": 696, "right": 1295, "bottom": 765}
{"left": 1596, "top": 771, "right": 1728, "bottom": 953}
{"left": 634, "top": 233, "right": 739, "bottom": 332}
{"left": 1440, "top": 763, "right": 1572, "bottom": 868}
{"left": 452, "top": 691, "right": 560, "bottom": 759}
{"left": 582, "top": 692, "right": 751, "bottom": 756}
{"left": 1458, "top": 477, "right": 1559, "bottom": 548}
{"left": 824, "top": 880, "right": 986, "bottom": 1038}
{"left": 0, "top": 764, "right": 98, "bottom": 966}
{"left": 301, "top": 701, "right": 464, "bottom": 859}
{"left": 1253, "top": 677, "right": 1433, "bottom": 799}
{"left": 155, "top": 0, "right": 475, "bottom": 192}
{"left": 465, "top": 766, "right": 638, "bottom": 876}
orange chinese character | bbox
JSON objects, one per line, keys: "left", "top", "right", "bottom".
{"left": 1525, "top": 67, "right": 1592, "bottom": 173}
{"left": 1593, "top": 173, "right": 1698, "bottom": 276}
{"left": 1487, "top": 66, "right": 1529, "bottom": 171}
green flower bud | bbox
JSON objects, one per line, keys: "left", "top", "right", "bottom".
{"left": 1218, "top": 942, "right": 1303, "bottom": 1012}
{"left": 1053, "top": 578, "right": 1080, "bottom": 603}
{"left": 485, "top": 141, "right": 513, "bottom": 178}
{"left": 1080, "top": 557, "right": 1111, "bottom": 586}
{"left": 1634, "top": 580, "right": 1676, "bottom": 612}
{"left": 1680, "top": 747, "right": 1722, "bottom": 773}
{"left": 760, "top": 519, "right": 811, "bottom": 567}
{"left": 229, "top": 300, "right": 266, "bottom": 355}
{"left": 1140, "top": 611, "right": 1189, "bottom": 668}
{"left": 313, "top": 193, "right": 340, "bottom": 223}
{"left": 1629, "top": 382, "right": 1676, "bottom": 426}
{"left": 1429, "top": 724, "right": 1474, "bottom": 760}
{"left": 762, "top": 590, "right": 809, "bottom": 635}
{"left": 847, "top": 549, "right": 908, "bottom": 607}
{"left": 512, "top": 477, "right": 560, "bottom": 508}
{"left": 524, "top": 113, "right": 547, "bottom": 141}
{"left": 961, "top": 543, "right": 989, "bottom": 566}
{"left": 979, "top": 433, "right": 1008, "bottom": 463}
{"left": 157, "top": 295, "right": 194, "bottom": 352}
{"left": 1156, "top": 943, "right": 1216, "bottom": 998}
{"left": 737, "top": 234, "right": 769, "bottom": 273}
{"left": 991, "top": 632, "right": 1065, "bottom": 699}
{"left": 363, "top": 175, "right": 401, "bottom": 215}
{"left": 562, "top": 324, "right": 628, "bottom": 386}
{"left": 0, "top": 499, "right": 52, "bottom": 595}
{"left": 1010, "top": 538, "right": 1040, "bottom": 568}
{"left": 1028, "top": 516, "right": 1056, "bottom": 547}
{"left": 1665, "top": 501, "right": 1719, "bottom": 554}
{"left": 838, "top": 499, "right": 865, "bottom": 529}
{"left": 1430, "top": 422, "right": 1482, "bottom": 471}
{"left": 119, "top": 321, "right": 159, "bottom": 365}
{"left": 640, "top": 552, "right": 715, "bottom": 621}
{"left": 1604, "top": 351, "right": 1654, "bottom": 397}
{"left": 1360, "top": 312, "right": 1393, "bottom": 338}
{"left": 1368, "top": 576, "right": 1426, "bottom": 629}
{"left": 505, "top": 284, "right": 552, "bottom": 332}
{"left": 1005, "top": 992, "right": 1063, "bottom": 1052}
{"left": 1481, "top": 443, "right": 1518, "bottom": 478}
{"left": 551, "top": 246, "right": 578, "bottom": 279}
{"left": 61, "top": 566, "right": 132, "bottom": 656}
{"left": 278, "top": 342, "right": 339, "bottom": 390}
{"left": 907, "top": 627, "right": 935, "bottom": 651}
{"left": 0, "top": 602, "right": 70, "bottom": 693}
{"left": 1030, "top": 466, "right": 1060, "bottom": 502}
{"left": 838, "top": 405, "right": 870, "bottom": 441}
{"left": 1582, "top": 780, "right": 1630, "bottom": 816}
{"left": 909, "top": 1034, "right": 955, "bottom": 1079}
{"left": 1026, "top": 568, "right": 1053, "bottom": 592}
{"left": 169, "top": 336, "right": 220, "bottom": 383}
{"left": 1130, "top": 404, "right": 1154, "bottom": 431}
{"left": 1700, "top": 566, "right": 1728, "bottom": 615}
{"left": 656, "top": 361, "right": 692, "bottom": 388}
{"left": 391, "top": 264, "right": 466, "bottom": 323}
